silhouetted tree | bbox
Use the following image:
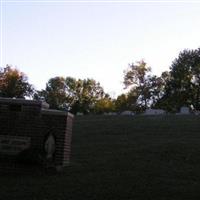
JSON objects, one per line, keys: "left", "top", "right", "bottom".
{"left": 94, "top": 95, "right": 116, "bottom": 114}
{"left": 36, "top": 76, "right": 107, "bottom": 114}
{"left": 115, "top": 94, "right": 129, "bottom": 112}
{"left": 70, "top": 78, "right": 106, "bottom": 114}
{"left": 35, "top": 77, "right": 68, "bottom": 110}
{"left": 123, "top": 60, "right": 154, "bottom": 110}
{"left": 157, "top": 48, "right": 200, "bottom": 111}
{"left": 0, "top": 65, "right": 34, "bottom": 98}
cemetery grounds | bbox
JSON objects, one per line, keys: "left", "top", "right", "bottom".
{"left": 1, "top": 115, "right": 200, "bottom": 200}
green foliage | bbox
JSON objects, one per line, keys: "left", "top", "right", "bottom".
{"left": 94, "top": 95, "right": 116, "bottom": 114}
{"left": 123, "top": 60, "right": 151, "bottom": 89}
{"left": 67, "top": 78, "right": 106, "bottom": 114}
{"left": 5, "top": 47, "right": 200, "bottom": 113}
{"left": 35, "top": 77, "right": 107, "bottom": 114}
{"left": 115, "top": 94, "right": 129, "bottom": 112}
{"left": 35, "top": 77, "right": 68, "bottom": 110}
{"left": 115, "top": 92, "right": 140, "bottom": 113}
{"left": 157, "top": 48, "right": 200, "bottom": 111}
{"left": 0, "top": 65, "right": 34, "bottom": 98}
{"left": 123, "top": 60, "right": 165, "bottom": 111}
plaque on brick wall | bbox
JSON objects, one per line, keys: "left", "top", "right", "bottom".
{"left": 44, "top": 133, "right": 56, "bottom": 159}
{"left": 0, "top": 135, "right": 31, "bottom": 155}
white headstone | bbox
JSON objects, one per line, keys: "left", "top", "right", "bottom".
{"left": 180, "top": 106, "right": 190, "bottom": 114}
{"left": 144, "top": 109, "right": 166, "bottom": 115}
{"left": 121, "top": 111, "right": 135, "bottom": 116}
{"left": 77, "top": 112, "right": 84, "bottom": 116}
{"left": 108, "top": 112, "right": 117, "bottom": 115}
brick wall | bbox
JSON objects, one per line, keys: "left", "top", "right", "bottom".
{"left": 0, "top": 98, "right": 74, "bottom": 171}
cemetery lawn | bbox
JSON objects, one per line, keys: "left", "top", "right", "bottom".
{"left": 1, "top": 115, "right": 200, "bottom": 200}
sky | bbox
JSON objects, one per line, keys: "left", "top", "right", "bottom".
{"left": 1, "top": 0, "right": 200, "bottom": 97}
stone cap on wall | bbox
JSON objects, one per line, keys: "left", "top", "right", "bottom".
{"left": 0, "top": 97, "right": 74, "bottom": 117}
{"left": 0, "top": 98, "right": 49, "bottom": 109}
{"left": 42, "top": 109, "right": 74, "bottom": 118}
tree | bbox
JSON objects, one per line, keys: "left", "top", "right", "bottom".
{"left": 69, "top": 78, "right": 106, "bottom": 114}
{"left": 147, "top": 74, "right": 169, "bottom": 108}
{"left": 36, "top": 76, "right": 107, "bottom": 114}
{"left": 158, "top": 48, "right": 200, "bottom": 111}
{"left": 94, "top": 95, "right": 116, "bottom": 114}
{"left": 123, "top": 60, "right": 151, "bottom": 89}
{"left": 115, "top": 94, "right": 129, "bottom": 112}
{"left": 0, "top": 65, "right": 34, "bottom": 98}
{"left": 153, "top": 71, "right": 174, "bottom": 111}
{"left": 123, "top": 60, "right": 153, "bottom": 110}
{"left": 35, "top": 77, "right": 68, "bottom": 110}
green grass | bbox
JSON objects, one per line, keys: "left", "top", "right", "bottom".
{"left": 1, "top": 115, "right": 200, "bottom": 200}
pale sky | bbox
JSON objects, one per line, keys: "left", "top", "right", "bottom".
{"left": 1, "top": 1, "right": 200, "bottom": 97}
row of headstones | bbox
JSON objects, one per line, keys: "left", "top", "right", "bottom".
{"left": 76, "top": 106, "right": 194, "bottom": 116}
{"left": 143, "top": 107, "right": 192, "bottom": 115}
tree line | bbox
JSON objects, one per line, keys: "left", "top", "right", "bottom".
{"left": 1, "top": 48, "right": 200, "bottom": 114}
